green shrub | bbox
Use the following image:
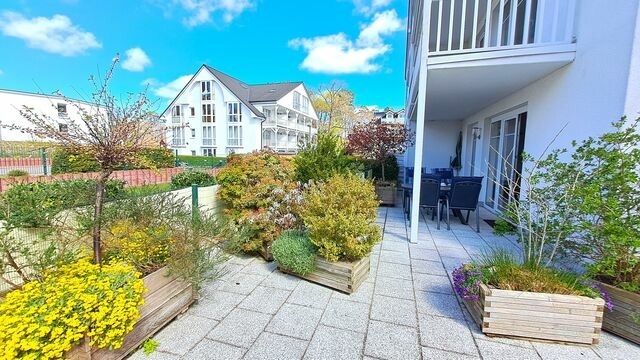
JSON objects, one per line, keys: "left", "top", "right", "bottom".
{"left": 177, "top": 155, "right": 226, "bottom": 168}
{"left": 217, "top": 150, "right": 300, "bottom": 254}
{"left": 301, "top": 173, "right": 381, "bottom": 262}
{"left": 171, "top": 170, "right": 217, "bottom": 189}
{"left": 272, "top": 230, "right": 316, "bottom": 275}
{"left": 293, "top": 131, "right": 361, "bottom": 183}
{"left": 5, "top": 169, "right": 29, "bottom": 177}
{"left": 0, "top": 179, "right": 125, "bottom": 228}
{"left": 51, "top": 147, "right": 174, "bottom": 174}
{"left": 364, "top": 155, "right": 398, "bottom": 183}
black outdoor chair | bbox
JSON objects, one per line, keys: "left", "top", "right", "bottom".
{"left": 432, "top": 168, "right": 453, "bottom": 182}
{"left": 419, "top": 174, "right": 443, "bottom": 230}
{"left": 443, "top": 177, "right": 483, "bottom": 232}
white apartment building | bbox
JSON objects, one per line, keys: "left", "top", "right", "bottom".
{"left": 374, "top": 108, "right": 406, "bottom": 124}
{"left": 162, "top": 65, "right": 319, "bottom": 157}
{"left": 0, "top": 89, "right": 91, "bottom": 141}
{"left": 405, "top": 0, "right": 640, "bottom": 241}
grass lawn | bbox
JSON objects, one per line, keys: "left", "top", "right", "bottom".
{"left": 177, "top": 155, "right": 226, "bottom": 168}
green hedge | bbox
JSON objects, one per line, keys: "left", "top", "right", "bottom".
{"left": 0, "top": 179, "right": 126, "bottom": 228}
{"left": 170, "top": 170, "right": 217, "bottom": 189}
{"left": 51, "top": 147, "right": 174, "bottom": 174}
{"left": 177, "top": 155, "right": 226, "bottom": 168}
{"left": 363, "top": 155, "right": 399, "bottom": 182}
{"left": 272, "top": 230, "right": 316, "bottom": 275}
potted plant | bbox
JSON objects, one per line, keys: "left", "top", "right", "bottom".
{"left": 346, "top": 118, "right": 414, "bottom": 205}
{"left": 273, "top": 173, "right": 381, "bottom": 293}
{"left": 453, "top": 140, "right": 611, "bottom": 345}
{"left": 551, "top": 118, "right": 640, "bottom": 344}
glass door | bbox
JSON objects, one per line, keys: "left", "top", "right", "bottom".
{"left": 485, "top": 110, "right": 526, "bottom": 211}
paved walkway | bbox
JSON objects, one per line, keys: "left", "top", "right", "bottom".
{"left": 130, "top": 205, "right": 640, "bottom": 360}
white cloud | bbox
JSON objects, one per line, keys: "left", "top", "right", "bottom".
{"left": 289, "top": 9, "right": 403, "bottom": 74}
{"left": 141, "top": 78, "right": 160, "bottom": 87}
{"left": 122, "top": 47, "right": 152, "bottom": 72}
{"left": 0, "top": 11, "right": 101, "bottom": 56}
{"left": 151, "top": 75, "right": 193, "bottom": 99}
{"left": 353, "top": 0, "right": 393, "bottom": 15}
{"left": 169, "top": 0, "right": 254, "bottom": 27}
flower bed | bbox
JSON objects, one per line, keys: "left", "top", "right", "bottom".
{"left": 68, "top": 266, "right": 194, "bottom": 360}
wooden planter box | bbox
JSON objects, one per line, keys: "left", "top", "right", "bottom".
{"left": 68, "top": 267, "right": 195, "bottom": 359}
{"left": 279, "top": 255, "right": 370, "bottom": 294}
{"left": 375, "top": 182, "right": 396, "bottom": 206}
{"left": 463, "top": 283, "right": 604, "bottom": 345}
{"left": 597, "top": 281, "right": 640, "bottom": 345}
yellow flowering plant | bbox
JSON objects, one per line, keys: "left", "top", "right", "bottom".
{"left": 105, "top": 219, "right": 171, "bottom": 275}
{"left": 0, "top": 259, "right": 145, "bottom": 360}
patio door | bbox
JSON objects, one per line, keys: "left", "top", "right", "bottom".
{"left": 485, "top": 110, "right": 527, "bottom": 211}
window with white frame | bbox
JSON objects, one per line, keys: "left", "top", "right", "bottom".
{"left": 227, "top": 102, "right": 242, "bottom": 122}
{"left": 202, "top": 125, "right": 215, "bottom": 146}
{"left": 171, "top": 105, "right": 181, "bottom": 123}
{"left": 202, "top": 104, "right": 214, "bottom": 123}
{"left": 293, "top": 91, "right": 301, "bottom": 110}
{"left": 58, "top": 123, "right": 68, "bottom": 132}
{"left": 301, "top": 96, "right": 309, "bottom": 114}
{"left": 191, "top": 128, "right": 196, "bottom": 137}
{"left": 202, "top": 148, "right": 216, "bottom": 157}
{"left": 57, "top": 103, "right": 67, "bottom": 116}
{"left": 201, "top": 81, "right": 213, "bottom": 100}
{"left": 190, "top": 107, "right": 195, "bottom": 117}
{"left": 228, "top": 125, "right": 242, "bottom": 146}
{"left": 172, "top": 127, "right": 185, "bottom": 146}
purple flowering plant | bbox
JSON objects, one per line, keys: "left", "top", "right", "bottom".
{"left": 452, "top": 263, "right": 485, "bottom": 300}
{"left": 582, "top": 281, "right": 614, "bottom": 311}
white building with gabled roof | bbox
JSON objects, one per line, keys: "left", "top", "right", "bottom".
{"left": 161, "top": 65, "right": 319, "bottom": 157}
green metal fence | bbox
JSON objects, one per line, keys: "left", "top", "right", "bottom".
{"left": 0, "top": 141, "right": 53, "bottom": 176}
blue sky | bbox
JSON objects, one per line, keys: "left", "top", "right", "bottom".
{"left": 0, "top": 0, "right": 408, "bottom": 112}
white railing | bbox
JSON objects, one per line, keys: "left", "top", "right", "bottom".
{"left": 171, "top": 116, "right": 182, "bottom": 123}
{"left": 428, "top": 0, "right": 576, "bottom": 55}
{"left": 202, "top": 138, "right": 214, "bottom": 146}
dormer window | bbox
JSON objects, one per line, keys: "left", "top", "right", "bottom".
{"left": 301, "top": 96, "right": 309, "bottom": 114}
{"left": 293, "top": 91, "right": 301, "bottom": 111}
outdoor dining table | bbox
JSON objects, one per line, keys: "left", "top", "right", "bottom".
{"left": 402, "top": 182, "right": 450, "bottom": 220}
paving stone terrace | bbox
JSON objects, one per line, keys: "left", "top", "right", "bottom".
{"left": 130, "top": 205, "right": 640, "bottom": 360}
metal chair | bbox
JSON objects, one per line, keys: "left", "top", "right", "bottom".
{"left": 443, "top": 177, "right": 483, "bottom": 232}
{"left": 419, "top": 174, "right": 443, "bottom": 230}
{"left": 432, "top": 168, "right": 454, "bottom": 182}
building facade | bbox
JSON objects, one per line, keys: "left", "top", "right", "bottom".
{"left": 162, "top": 65, "right": 319, "bottom": 157}
{"left": 0, "top": 89, "right": 92, "bottom": 142}
{"left": 404, "top": 0, "right": 640, "bottom": 241}
{"left": 374, "top": 108, "right": 406, "bottom": 124}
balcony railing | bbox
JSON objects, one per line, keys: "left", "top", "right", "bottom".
{"left": 171, "top": 116, "right": 182, "bottom": 123}
{"left": 428, "top": 0, "right": 576, "bottom": 55}
{"left": 202, "top": 139, "right": 214, "bottom": 146}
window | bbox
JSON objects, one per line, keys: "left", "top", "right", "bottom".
{"left": 228, "top": 125, "right": 242, "bottom": 146}
{"left": 227, "top": 102, "right": 242, "bottom": 122}
{"left": 171, "top": 105, "right": 182, "bottom": 123}
{"left": 202, "top": 104, "right": 214, "bottom": 123}
{"left": 190, "top": 107, "right": 195, "bottom": 117}
{"left": 301, "top": 96, "right": 309, "bottom": 114}
{"left": 202, "top": 148, "right": 216, "bottom": 157}
{"left": 191, "top": 128, "right": 196, "bottom": 137}
{"left": 203, "top": 126, "right": 215, "bottom": 145}
{"left": 172, "top": 127, "right": 185, "bottom": 146}
{"left": 58, "top": 123, "right": 68, "bottom": 132}
{"left": 293, "top": 91, "right": 301, "bottom": 110}
{"left": 201, "top": 81, "right": 213, "bottom": 100}
{"left": 191, "top": 150, "right": 196, "bottom": 156}
{"left": 57, "top": 103, "right": 67, "bottom": 115}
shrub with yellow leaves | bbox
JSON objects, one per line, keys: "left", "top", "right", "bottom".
{"left": 0, "top": 259, "right": 145, "bottom": 359}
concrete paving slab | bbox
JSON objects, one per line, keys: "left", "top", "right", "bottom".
{"left": 237, "top": 286, "right": 291, "bottom": 314}
{"left": 206, "top": 308, "right": 272, "bottom": 348}
{"left": 243, "top": 332, "right": 308, "bottom": 360}
{"left": 303, "top": 325, "right": 365, "bottom": 360}
{"left": 320, "top": 297, "right": 370, "bottom": 333}
{"left": 364, "top": 320, "right": 420, "bottom": 360}
{"left": 153, "top": 314, "right": 219, "bottom": 356}
{"left": 370, "top": 295, "right": 417, "bottom": 327}
{"left": 266, "top": 303, "right": 323, "bottom": 340}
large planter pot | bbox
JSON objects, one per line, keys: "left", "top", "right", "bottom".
{"left": 375, "top": 182, "right": 396, "bottom": 206}
{"left": 279, "top": 255, "right": 370, "bottom": 294}
{"left": 596, "top": 281, "right": 640, "bottom": 345}
{"left": 462, "top": 283, "right": 604, "bottom": 345}
{"left": 67, "top": 266, "right": 195, "bottom": 360}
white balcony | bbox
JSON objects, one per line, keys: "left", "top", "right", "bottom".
{"left": 171, "top": 116, "right": 182, "bottom": 124}
{"left": 203, "top": 138, "right": 214, "bottom": 146}
{"left": 408, "top": 0, "right": 577, "bottom": 122}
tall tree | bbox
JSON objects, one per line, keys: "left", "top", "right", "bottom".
{"left": 311, "top": 81, "right": 356, "bottom": 135}
{"left": 7, "top": 57, "right": 163, "bottom": 264}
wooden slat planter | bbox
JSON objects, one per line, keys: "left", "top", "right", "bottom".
{"left": 279, "top": 255, "right": 370, "bottom": 294}
{"left": 597, "top": 281, "right": 640, "bottom": 345}
{"left": 375, "top": 183, "right": 396, "bottom": 206}
{"left": 68, "top": 267, "right": 194, "bottom": 360}
{"left": 463, "top": 283, "right": 604, "bottom": 345}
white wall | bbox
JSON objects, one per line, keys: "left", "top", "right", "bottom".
{"left": 422, "top": 120, "right": 461, "bottom": 170}
{"left": 460, "top": 0, "right": 640, "bottom": 199}
{"left": 277, "top": 84, "right": 319, "bottom": 122}
{"left": 0, "top": 90, "right": 94, "bottom": 142}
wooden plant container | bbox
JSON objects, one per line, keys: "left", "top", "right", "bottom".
{"left": 68, "top": 266, "right": 195, "bottom": 360}
{"left": 375, "top": 182, "right": 396, "bottom": 206}
{"left": 279, "top": 255, "right": 370, "bottom": 294}
{"left": 463, "top": 283, "right": 604, "bottom": 345}
{"left": 597, "top": 281, "right": 640, "bottom": 345}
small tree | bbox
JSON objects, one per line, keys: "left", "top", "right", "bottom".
{"left": 346, "top": 118, "right": 414, "bottom": 182}
{"left": 6, "top": 57, "right": 163, "bottom": 264}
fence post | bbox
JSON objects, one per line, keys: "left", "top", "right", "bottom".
{"left": 175, "top": 149, "right": 179, "bottom": 167}
{"left": 41, "top": 147, "right": 48, "bottom": 176}
{"left": 191, "top": 183, "right": 199, "bottom": 221}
